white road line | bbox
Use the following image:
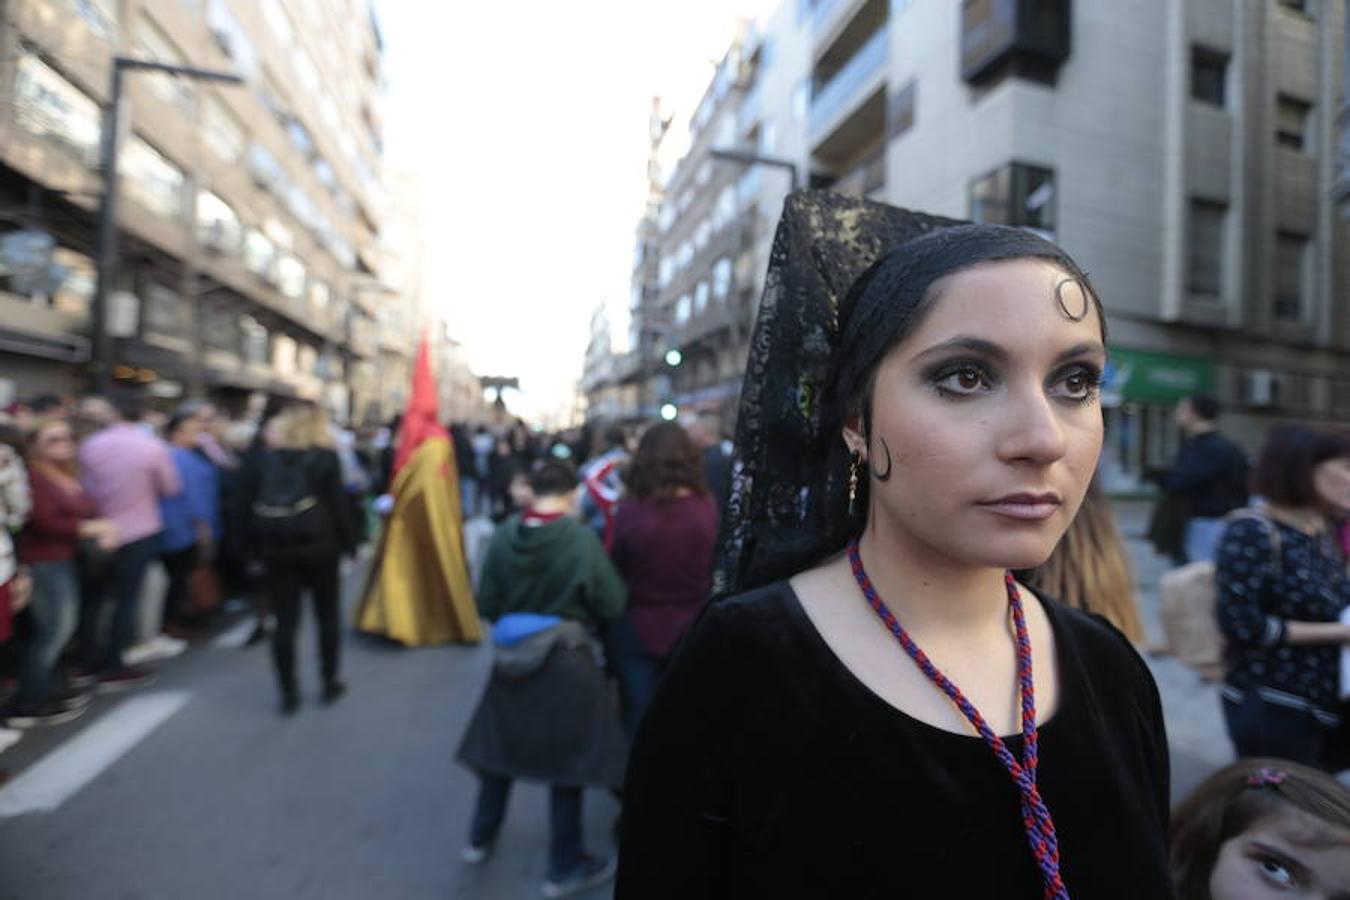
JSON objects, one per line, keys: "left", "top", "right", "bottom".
{"left": 0, "top": 691, "right": 189, "bottom": 817}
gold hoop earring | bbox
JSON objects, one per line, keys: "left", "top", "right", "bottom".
{"left": 847, "top": 450, "right": 862, "bottom": 516}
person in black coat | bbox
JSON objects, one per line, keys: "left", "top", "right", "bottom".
{"left": 243, "top": 404, "right": 356, "bottom": 714}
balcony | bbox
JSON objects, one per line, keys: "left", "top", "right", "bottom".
{"left": 961, "top": 0, "right": 1071, "bottom": 86}
{"left": 810, "top": 25, "right": 888, "bottom": 147}
{"left": 832, "top": 147, "right": 886, "bottom": 196}
{"left": 737, "top": 80, "right": 762, "bottom": 135}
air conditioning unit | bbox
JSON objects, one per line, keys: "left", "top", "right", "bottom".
{"left": 1240, "top": 370, "right": 1279, "bottom": 407}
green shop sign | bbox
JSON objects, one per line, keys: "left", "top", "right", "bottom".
{"left": 1103, "top": 347, "right": 1216, "bottom": 405}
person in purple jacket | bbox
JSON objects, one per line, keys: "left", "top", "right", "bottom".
{"left": 607, "top": 422, "right": 718, "bottom": 737}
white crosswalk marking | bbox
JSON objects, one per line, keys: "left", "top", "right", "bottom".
{"left": 0, "top": 691, "right": 189, "bottom": 817}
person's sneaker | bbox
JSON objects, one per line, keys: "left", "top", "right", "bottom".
{"left": 321, "top": 681, "right": 347, "bottom": 705}
{"left": 0, "top": 726, "right": 20, "bottom": 753}
{"left": 460, "top": 841, "right": 492, "bottom": 864}
{"left": 123, "top": 635, "right": 187, "bottom": 667}
{"left": 540, "top": 856, "right": 617, "bottom": 898}
{"left": 95, "top": 667, "right": 156, "bottom": 694}
{"left": 4, "top": 700, "right": 87, "bottom": 729}
{"left": 65, "top": 670, "right": 97, "bottom": 691}
{"left": 52, "top": 686, "right": 92, "bottom": 711}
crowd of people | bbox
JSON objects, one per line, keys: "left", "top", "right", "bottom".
{"left": 0, "top": 393, "right": 383, "bottom": 748}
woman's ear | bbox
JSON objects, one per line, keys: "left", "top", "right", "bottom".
{"left": 841, "top": 415, "right": 866, "bottom": 458}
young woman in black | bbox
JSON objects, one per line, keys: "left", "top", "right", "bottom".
{"left": 616, "top": 193, "right": 1174, "bottom": 898}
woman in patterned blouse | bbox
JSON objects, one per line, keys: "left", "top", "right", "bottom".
{"left": 1216, "top": 425, "right": 1350, "bottom": 767}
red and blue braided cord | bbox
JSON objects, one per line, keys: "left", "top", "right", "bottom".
{"left": 846, "top": 539, "right": 1069, "bottom": 900}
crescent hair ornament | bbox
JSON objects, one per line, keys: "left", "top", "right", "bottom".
{"left": 1054, "top": 274, "right": 1093, "bottom": 322}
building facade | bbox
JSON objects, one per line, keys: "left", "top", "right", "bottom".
{"left": 0, "top": 0, "right": 411, "bottom": 422}
{"left": 596, "top": 0, "right": 1349, "bottom": 483}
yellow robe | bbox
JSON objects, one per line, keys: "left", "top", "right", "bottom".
{"left": 355, "top": 436, "right": 483, "bottom": 645}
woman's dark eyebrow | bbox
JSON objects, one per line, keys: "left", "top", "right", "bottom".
{"left": 1053, "top": 341, "right": 1107, "bottom": 365}
{"left": 912, "top": 337, "right": 1106, "bottom": 365}
{"left": 912, "top": 336, "right": 1007, "bottom": 363}
{"left": 1248, "top": 840, "right": 1311, "bottom": 877}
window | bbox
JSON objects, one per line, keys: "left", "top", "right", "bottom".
{"left": 13, "top": 53, "right": 101, "bottom": 165}
{"left": 888, "top": 80, "right": 917, "bottom": 140}
{"left": 142, "top": 284, "right": 188, "bottom": 338}
{"left": 203, "top": 304, "right": 241, "bottom": 353}
{"left": 695, "top": 220, "right": 711, "bottom": 251}
{"left": 1276, "top": 0, "right": 1314, "bottom": 16}
{"left": 120, "top": 138, "right": 186, "bottom": 220}
{"left": 206, "top": 0, "right": 257, "bottom": 79}
{"left": 1276, "top": 95, "right": 1312, "bottom": 151}
{"left": 675, "top": 294, "right": 691, "bottom": 324}
{"left": 969, "top": 163, "right": 1056, "bottom": 238}
{"left": 196, "top": 191, "right": 241, "bottom": 253}
{"left": 712, "top": 258, "right": 732, "bottom": 299}
{"left": 310, "top": 280, "right": 331, "bottom": 315}
{"left": 1190, "top": 47, "right": 1227, "bottom": 107}
{"left": 277, "top": 255, "right": 306, "bottom": 299}
{"left": 240, "top": 315, "right": 269, "bottom": 364}
{"left": 203, "top": 96, "right": 245, "bottom": 163}
{"left": 272, "top": 334, "right": 297, "bottom": 374}
{"left": 1187, "top": 200, "right": 1226, "bottom": 297}
{"left": 1273, "top": 231, "right": 1309, "bottom": 322}
{"left": 134, "top": 16, "right": 194, "bottom": 110}
{"left": 243, "top": 228, "right": 275, "bottom": 276}
{"left": 694, "top": 281, "right": 709, "bottom": 313}
{"left": 759, "top": 121, "right": 777, "bottom": 155}
{"left": 247, "top": 142, "right": 283, "bottom": 192}
{"left": 792, "top": 80, "right": 809, "bottom": 121}
{"left": 261, "top": 0, "right": 294, "bottom": 47}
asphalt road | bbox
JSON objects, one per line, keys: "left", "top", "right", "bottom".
{"left": 0, "top": 559, "right": 619, "bottom": 900}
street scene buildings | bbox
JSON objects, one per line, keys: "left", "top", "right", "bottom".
{"left": 0, "top": 0, "right": 481, "bottom": 425}
{"left": 583, "top": 0, "right": 1350, "bottom": 488}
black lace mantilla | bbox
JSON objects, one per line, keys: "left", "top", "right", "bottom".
{"left": 711, "top": 191, "right": 960, "bottom": 599}
{"left": 712, "top": 191, "right": 1094, "bottom": 600}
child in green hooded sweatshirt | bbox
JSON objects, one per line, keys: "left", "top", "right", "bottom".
{"left": 456, "top": 459, "right": 628, "bottom": 898}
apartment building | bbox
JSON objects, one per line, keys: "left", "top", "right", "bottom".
{"left": 0, "top": 0, "right": 407, "bottom": 422}
{"left": 598, "top": 0, "right": 1349, "bottom": 483}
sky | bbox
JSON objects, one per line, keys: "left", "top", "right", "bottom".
{"left": 377, "top": 0, "right": 778, "bottom": 422}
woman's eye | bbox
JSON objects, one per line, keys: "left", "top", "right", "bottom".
{"left": 1054, "top": 367, "right": 1102, "bottom": 402}
{"left": 1255, "top": 855, "right": 1297, "bottom": 888}
{"left": 935, "top": 365, "right": 990, "bottom": 395}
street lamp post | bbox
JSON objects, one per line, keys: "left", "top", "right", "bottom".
{"left": 708, "top": 148, "right": 802, "bottom": 191}
{"left": 91, "top": 57, "right": 244, "bottom": 394}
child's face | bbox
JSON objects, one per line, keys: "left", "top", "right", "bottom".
{"left": 508, "top": 476, "right": 535, "bottom": 511}
{"left": 1210, "top": 806, "right": 1350, "bottom": 899}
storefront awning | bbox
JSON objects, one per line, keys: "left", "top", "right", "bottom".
{"left": 1103, "top": 346, "right": 1215, "bottom": 405}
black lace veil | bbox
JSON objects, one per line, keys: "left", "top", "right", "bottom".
{"left": 711, "top": 191, "right": 1097, "bottom": 600}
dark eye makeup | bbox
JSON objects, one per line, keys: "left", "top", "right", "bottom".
{"left": 923, "top": 358, "right": 1103, "bottom": 405}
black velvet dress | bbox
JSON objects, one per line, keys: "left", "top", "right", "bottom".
{"left": 616, "top": 582, "right": 1175, "bottom": 899}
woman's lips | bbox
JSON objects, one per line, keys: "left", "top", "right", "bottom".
{"left": 976, "top": 494, "right": 1062, "bottom": 521}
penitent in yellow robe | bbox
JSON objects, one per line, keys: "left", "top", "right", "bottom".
{"left": 355, "top": 436, "right": 483, "bottom": 645}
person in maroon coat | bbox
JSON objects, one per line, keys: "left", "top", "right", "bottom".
{"left": 5, "top": 418, "right": 116, "bottom": 726}
{"left": 608, "top": 422, "right": 718, "bottom": 736}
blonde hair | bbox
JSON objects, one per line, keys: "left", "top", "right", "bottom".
{"left": 270, "top": 404, "right": 334, "bottom": 451}
{"left": 1026, "top": 478, "right": 1146, "bottom": 644}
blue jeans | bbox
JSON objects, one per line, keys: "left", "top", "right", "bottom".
{"left": 78, "top": 534, "right": 160, "bottom": 672}
{"left": 469, "top": 773, "right": 584, "bottom": 877}
{"left": 459, "top": 477, "right": 479, "bottom": 519}
{"left": 18, "top": 560, "right": 80, "bottom": 708}
{"left": 1185, "top": 516, "right": 1226, "bottom": 564}
{"left": 607, "top": 615, "right": 666, "bottom": 739}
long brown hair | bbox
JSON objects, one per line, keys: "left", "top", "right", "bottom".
{"left": 1171, "top": 758, "right": 1350, "bottom": 900}
{"left": 1025, "top": 477, "right": 1145, "bottom": 643}
{"left": 625, "top": 422, "right": 706, "bottom": 502}
{"left": 25, "top": 416, "right": 79, "bottom": 480}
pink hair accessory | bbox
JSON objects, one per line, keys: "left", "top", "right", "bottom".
{"left": 1246, "top": 768, "right": 1288, "bottom": 788}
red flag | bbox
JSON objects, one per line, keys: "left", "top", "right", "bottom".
{"left": 392, "top": 334, "right": 446, "bottom": 478}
